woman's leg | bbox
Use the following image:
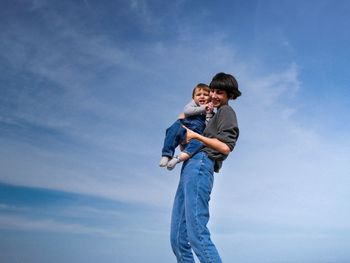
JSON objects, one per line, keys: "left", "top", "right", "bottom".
{"left": 182, "top": 152, "right": 222, "bottom": 263}
{"left": 170, "top": 169, "right": 195, "bottom": 263}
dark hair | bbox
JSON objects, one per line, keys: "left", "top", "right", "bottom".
{"left": 192, "top": 83, "right": 210, "bottom": 98}
{"left": 209, "top": 72, "right": 241, "bottom": 100}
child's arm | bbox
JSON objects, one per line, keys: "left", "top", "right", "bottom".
{"left": 183, "top": 100, "right": 206, "bottom": 117}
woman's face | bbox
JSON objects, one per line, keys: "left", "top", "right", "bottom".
{"left": 210, "top": 89, "right": 229, "bottom": 108}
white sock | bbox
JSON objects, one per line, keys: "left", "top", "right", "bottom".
{"left": 166, "top": 156, "right": 182, "bottom": 170}
{"left": 159, "top": 156, "right": 170, "bottom": 167}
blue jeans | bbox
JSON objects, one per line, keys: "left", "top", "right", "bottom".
{"left": 170, "top": 152, "right": 222, "bottom": 263}
{"left": 162, "top": 116, "right": 205, "bottom": 158}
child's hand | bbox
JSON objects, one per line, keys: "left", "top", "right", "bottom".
{"left": 205, "top": 102, "right": 214, "bottom": 113}
{"left": 178, "top": 112, "right": 185, "bottom": 119}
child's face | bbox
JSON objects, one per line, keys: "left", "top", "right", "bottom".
{"left": 193, "top": 88, "right": 210, "bottom": 105}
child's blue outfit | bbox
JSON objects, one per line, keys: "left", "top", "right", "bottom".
{"left": 161, "top": 100, "right": 212, "bottom": 158}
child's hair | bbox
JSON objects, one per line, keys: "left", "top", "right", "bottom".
{"left": 192, "top": 83, "right": 210, "bottom": 98}
{"left": 209, "top": 72, "right": 241, "bottom": 100}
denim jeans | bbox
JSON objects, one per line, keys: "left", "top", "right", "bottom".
{"left": 170, "top": 151, "right": 222, "bottom": 263}
{"left": 162, "top": 116, "right": 205, "bottom": 158}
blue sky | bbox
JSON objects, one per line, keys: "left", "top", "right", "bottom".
{"left": 1, "top": 0, "right": 350, "bottom": 262}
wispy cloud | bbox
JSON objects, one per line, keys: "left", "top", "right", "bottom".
{"left": 1, "top": 2, "right": 350, "bottom": 262}
{"left": 0, "top": 214, "right": 121, "bottom": 237}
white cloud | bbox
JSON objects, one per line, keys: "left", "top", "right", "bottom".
{"left": 245, "top": 63, "right": 300, "bottom": 107}
{"left": 0, "top": 214, "right": 121, "bottom": 238}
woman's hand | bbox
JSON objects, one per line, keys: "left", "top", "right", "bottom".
{"left": 182, "top": 125, "right": 198, "bottom": 143}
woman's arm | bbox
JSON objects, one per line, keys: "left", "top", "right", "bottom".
{"left": 182, "top": 126, "right": 231, "bottom": 155}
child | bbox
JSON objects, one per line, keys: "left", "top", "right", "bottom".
{"left": 159, "top": 83, "right": 214, "bottom": 170}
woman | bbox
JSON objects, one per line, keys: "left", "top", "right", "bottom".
{"left": 170, "top": 72, "right": 241, "bottom": 263}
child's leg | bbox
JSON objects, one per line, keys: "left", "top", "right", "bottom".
{"left": 160, "top": 120, "right": 186, "bottom": 167}
{"left": 161, "top": 120, "right": 184, "bottom": 157}
{"left": 183, "top": 139, "right": 204, "bottom": 157}
{"left": 178, "top": 152, "right": 190, "bottom": 162}
{"left": 166, "top": 139, "right": 204, "bottom": 170}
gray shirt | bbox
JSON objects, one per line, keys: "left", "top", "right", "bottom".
{"left": 202, "top": 104, "right": 239, "bottom": 172}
